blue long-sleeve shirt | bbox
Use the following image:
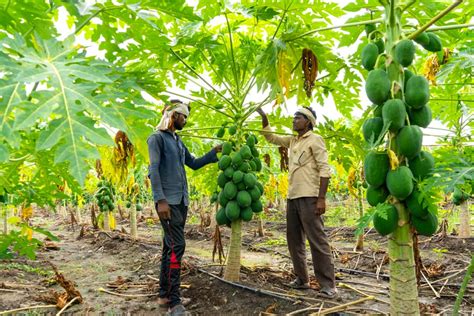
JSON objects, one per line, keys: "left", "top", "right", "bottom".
{"left": 147, "top": 130, "right": 218, "bottom": 206}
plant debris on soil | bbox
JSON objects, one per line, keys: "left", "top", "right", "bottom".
{"left": 0, "top": 206, "right": 472, "bottom": 315}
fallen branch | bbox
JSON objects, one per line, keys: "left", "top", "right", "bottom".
{"left": 339, "top": 283, "right": 389, "bottom": 305}
{"left": 0, "top": 288, "right": 25, "bottom": 293}
{"left": 98, "top": 287, "right": 159, "bottom": 297}
{"left": 287, "top": 304, "right": 322, "bottom": 315}
{"left": 309, "top": 296, "right": 375, "bottom": 315}
{"left": 421, "top": 271, "right": 440, "bottom": 298}
{"left": 56, "top": 296, "right": 81, "bottom": 316}
{"left": 0, "top": 304, "right": 56, "bottom": 315}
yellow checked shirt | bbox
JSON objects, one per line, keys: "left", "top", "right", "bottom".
{"left": 262, "top": 125, "right": 331, "bottom": 199}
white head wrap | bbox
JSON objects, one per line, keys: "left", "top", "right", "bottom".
{"left": 296, "top": 107, "right": 316, "bottom": 127}
{"left": 156, "top": 102, "right": 190, "bottom": 131}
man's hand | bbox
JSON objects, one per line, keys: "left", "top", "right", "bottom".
{"left": 156, "top": 200, "right": 171, "bottom": 220}
{"left": 214, "top": 144, "right": 223, "bottom": 153}
{"left": 316, "top": 197, "right": 326, "bottom": 215}
{"left": 256, "top": 108, "right": 269, "bottom": 128}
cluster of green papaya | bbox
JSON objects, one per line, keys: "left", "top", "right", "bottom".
{"left": 96, "top": 180, "right": 115, "bottom": 212}
{"left": 452, "top": 187, "right": 470, "bottom": 206}
{"left": 125, "top": 200, "right": 143, "bottom": 211}
{"left": 361, "top": 25, "right": 440, "bottom": 237}
{"left": 213, "top": 134, "right": 264, "bottom": 226}
{"left": 216, "top": 123, "right": 238, "bottom": 138}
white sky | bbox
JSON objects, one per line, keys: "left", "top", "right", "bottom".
{"left": 52, "top": 2, "right": 455, "bottom": 146}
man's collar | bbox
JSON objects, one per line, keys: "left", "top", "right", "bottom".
{"left": 297, "top": 130, "right": 312, "bottom": 139}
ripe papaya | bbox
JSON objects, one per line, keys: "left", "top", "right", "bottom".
{"left": 408, "top": 104, "right": 432, "bottom": 128}
{"left": 411, "top": 211, "right": 438, "bottom": 236}
{"left": 409, "top": 151, "right": 434, "bottom": 180}
{"left": 382, "top": 99, "right": 406, "bottom": 132}
{"left": 405, "top": 75, "right": 430, "bottom": 109}
{"left": 422, "top": 33, "right": 442, "bottom": 52}
{"left": 414, "top": 32, "right": 430, "bottom": 46}
{"left": 394, "top": 39, "right": 416, "bottom": 67}
{"left": 386, "top": 166, "right": 414, "bottom": 200}
{"left": 364, "top": 151, "right": 390, "bottom": 188}
{"left": 365, "top": 69, "right": 391, "bottom": 105}
{"left": 396, "top": 125, "right": 422, "bottom": 159}
{"left": 361, "top": 43, "right": 379, "bottom": 71}
{"left": 373, "top": 205, "right": 399, "bottom": 236}
{"left": 406, "top": 190, "right": 429, "bottom": 218}
{"left": 362, "top": 117, "right": 383, "bottom": 143}
{"left": 366, "top": 185, "right": 389, "bottom": 206}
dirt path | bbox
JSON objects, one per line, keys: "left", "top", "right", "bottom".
{"left": 1, "top": 209, "right": 473, "bottom": 315}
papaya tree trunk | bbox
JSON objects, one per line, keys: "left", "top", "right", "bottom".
{"left": 103, "top": 211, "right": 110, "bottom": 231}
{"left": 130, "top": 204, "right": 137, "bottom": 239}
{"left": 257, "top": 216, "right": 265, "bottom": 237}
{"left": 224, "top": 219, "right": 242, "bottom": 281}
{"left": 355, "top": 186, "right": 364, "bottom": 251}
{"left": 75, "top": 207, "right": 82, "bottom": 224}
{"left": 389, "top": 203, "right": 419, "bottom": 314}
{"left": 458, "top": 200, "right": 470, "bottom": 238}
{"left": 385, "top": 1, "right": 420, "bottom": 314}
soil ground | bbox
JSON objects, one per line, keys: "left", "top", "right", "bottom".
{"left": 1, "top": 204, "right": 473, "bottom": 315}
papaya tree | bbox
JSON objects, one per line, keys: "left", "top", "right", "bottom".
{"left": 356, "top": 0, "right": 467, "bottom": 313}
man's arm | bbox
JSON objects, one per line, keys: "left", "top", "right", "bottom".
{"left": 316, "top": 177, "right": 330, "bottom": 215}
{"left": 256, "top": 108, "right": 292, "bottom": 148}
{"left": 147, "top": 134, "right": 170, "bottom": 219}
{"left": 311, "top": 135, "right": 332, "bottom": 215}
{"left": 184, "top": 143, "right": 221, "bottom": 170}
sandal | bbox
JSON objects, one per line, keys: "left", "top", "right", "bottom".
{"left": 319, "top": 287, "right": 338, "bottom": 299}
{"left": 287, "top": 278, "right": 310, "bottom": 290}
{"left": 158, "top": 297, "right": 170, "bottom": 312}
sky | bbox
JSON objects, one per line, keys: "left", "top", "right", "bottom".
{"left": 52, "top": 1, "right": 454, "bottom": 145}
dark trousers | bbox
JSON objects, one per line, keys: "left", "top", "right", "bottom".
{"left": 159, "top": 200, "right": 188, "bottom": 308}
{"left": 287, "top": 197, "right": 335, "bottom": 289}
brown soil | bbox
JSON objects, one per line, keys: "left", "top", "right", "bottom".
{"left": 0, "top": 207, "right": 472, "bottom": 315}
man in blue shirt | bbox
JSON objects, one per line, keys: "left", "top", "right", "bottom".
{"left": 147, "top": 100, "right": 221, "bottom": 315}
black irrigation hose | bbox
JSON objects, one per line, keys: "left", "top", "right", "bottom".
{"left": 196, "top": 268, "right": 299, "bottom": 303}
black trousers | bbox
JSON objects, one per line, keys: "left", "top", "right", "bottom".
{"left": 158, "top": 200, "right": 188, "bottom": 308}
